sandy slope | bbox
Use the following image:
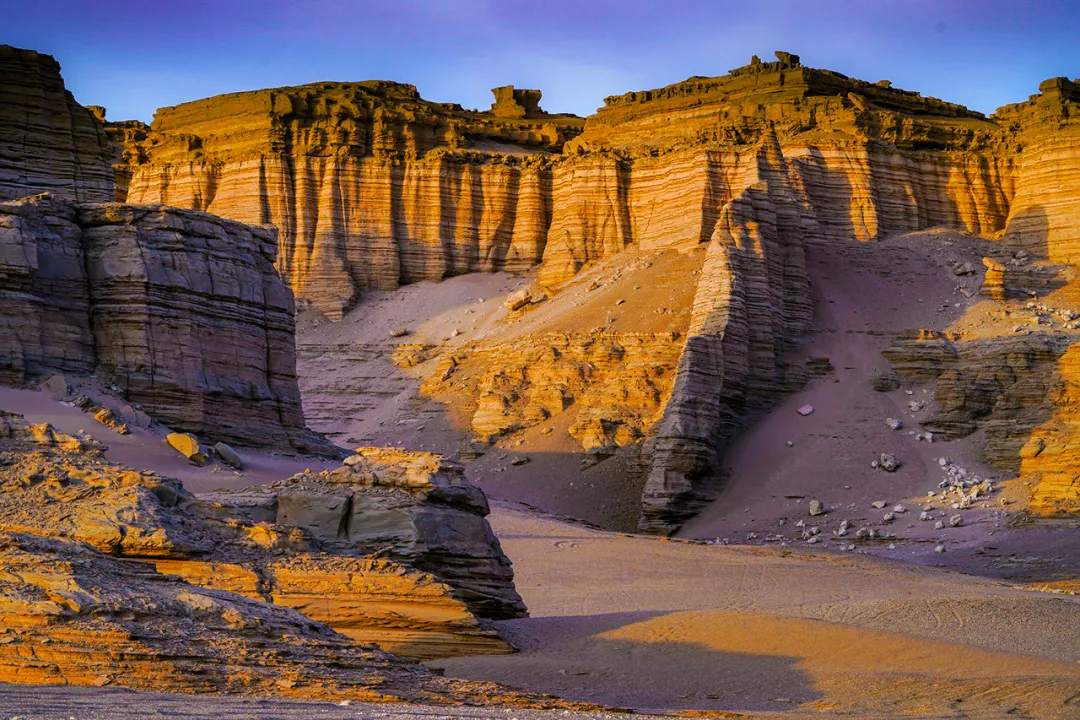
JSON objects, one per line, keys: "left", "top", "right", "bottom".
{"left": 297, "top": 248, "right": 704, "bottom": 530}
{"left": 678, "top": 231, "right": 1080, "bottom": 581}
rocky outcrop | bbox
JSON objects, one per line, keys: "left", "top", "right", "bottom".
{"left": 123, "top": 83, "right": 583, "bottom": 318}
{"left": 882, "top": 331, "right": 1069, "bottom": 473}
{"left": 424, "top": 332, "right": 683, "bottom": 451}
{"left": 0, "top": 414, "right": 524, "bottom": 664}
{"left": 638, "top": 134, "right": 815, "bottom": 532}
{"left": 0, "top": 531, "right": 516, "bottom": 702}
{"left": 0, "top": 193, "right": 323, "bottom": 450}
{"left": 0, "top": 46, "right": 113, "bottom": 203}
{"left": 1024, "top": 343, "right": 1080, "bottom": 514}
{"left": 202, "top": 447, "right": 526, "bottom": 622}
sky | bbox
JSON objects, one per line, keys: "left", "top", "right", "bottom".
{"left": 5, "top": 1, "right": 1079, "bottom": 123}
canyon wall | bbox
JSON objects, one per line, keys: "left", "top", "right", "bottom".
{"left": 0, "top": 45, "right": 331, "bottom": 450}
{"left": 123, "top": 83, "right": 582, "bottom": 318}
{"left": 112, "top": 51, "right": 1080, "bottom": 527}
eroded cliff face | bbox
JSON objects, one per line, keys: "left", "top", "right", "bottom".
{"left": 122, "top": 83, "right": 581, "bottom": 318}
{"left": 0, "top": 45, "right": 114, "bottom": 204}
{"left": 0, "top": 194, "right": 321, "bottom": 450}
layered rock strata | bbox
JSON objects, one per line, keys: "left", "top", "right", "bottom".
{"left": 882, "top": 330, "right": 1071, "bottom": 473}
{"left": 0, "top": 193, "right": 322, "bottom": 450}
{"left": 0, "top": 413, "right": 522, "bottom": 664}
{"left": 202, "top": 447, "right": 526, "bottom": 623}
{"left": 1024, "top": 342, "right": 1080, "bottom": 514}
{"left": 122, "top": 84, "right": 583, "bottom": 318}
{"left": 0, "top": 46, "right": 114, "bottom": 203}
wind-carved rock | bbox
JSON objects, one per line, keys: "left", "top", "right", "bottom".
{"left": 638, "top": 133, "right": 814, "bottom": 532}
{"left": 490, "top": 86, "right": 547, "bottom": 119}
{"left": 0, "top": 416, "right": 531, "bottom": 670}
{"left": 202, "top": 448, "right": 524, "bottom": 621}
{"left": 122, "top": 82, "right": 584, "bottom": 319}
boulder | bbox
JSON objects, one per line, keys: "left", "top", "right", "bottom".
{"left": 42, "top": 374, "right": 70, "bottom": 400}
{"left": 981, "top": 257, "right": 1007, "bottom": 301}
{"left": 166, "top": 433, "right": 208, "bottom": 466}
{"left": 505, "top": 288, "right": 533, "bottom": 311}
{"left": 214, "top": 442, "right": 243, "bottom": 470}
{"left": 93, "top": 408, "right": 129, "bottom": 435}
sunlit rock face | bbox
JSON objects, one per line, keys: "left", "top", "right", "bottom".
{"left": 123, "top": 82, "right": 583, "bottom": 319}
{"left": 0, "top": 416, "right": 539, "bottom": 694}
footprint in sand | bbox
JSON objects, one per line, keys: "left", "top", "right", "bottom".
{"left": 553, "top": 540, "right": 580, "bottom": 551}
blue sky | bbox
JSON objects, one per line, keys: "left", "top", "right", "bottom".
{"left": 6, "top": 1, "right": 1079, "bottom": 123}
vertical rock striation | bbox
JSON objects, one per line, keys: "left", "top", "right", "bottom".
{"left": 123, "top": 84, "right": 582, "bottom": 318}
{"left": 638, "top": 134, "right": 815, "bottom": 532}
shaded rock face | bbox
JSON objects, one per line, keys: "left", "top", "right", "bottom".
{"left": 202, "top": 447, "right": 526, "bottom": 622}
{"left": 122, "top": 82, "right": 583, "bottom": 319}
{"left": 0, "top": 414, "right": 528, "bottom": 668}
{"left": 0, "top": 46, "right": 114, "bottom": 203}
{"left": 0, "top": 194, "right": 320, "bottom": 450}
{"left": 638, "top": 135, "right": 814, "bottom": 532}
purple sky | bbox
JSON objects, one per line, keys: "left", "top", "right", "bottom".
{"left": 6, "top": 0, "right": 1079, "bottom": 123}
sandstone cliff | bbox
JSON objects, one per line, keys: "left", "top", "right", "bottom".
{"left": 122, "top": 83, "right": 582, "bottom": 318}
{"left": 0, "top": 193, "right": 321, "bottom": 450}
{"left": 0, "top": 46, "right": 113, "bottom": 203}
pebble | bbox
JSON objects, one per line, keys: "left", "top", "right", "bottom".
{"left": 934, "top": 544, "right": 946, "bottom": 554}
{"left": 949, "top": 514, "right": 963, "bottom": 527}
{"left": 808, "top": 499, "right": 824, "bottom": 516}
{"left": 934, "top": 520, "right": 945, "bottom": 530}
{"left": 871, "top": 500, "right": 887, "bottom": 509}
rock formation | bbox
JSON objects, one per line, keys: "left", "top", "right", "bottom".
{"left": 0, "top": 413, "right": 527, "bottom": 668}
{"left": 0, "top": 193, "right": 323, "bottom": 450}
{"left": 291, "top": 53, "right": 1080, "bottom": 530}
{"left": 201, "top": 447, "right": 526, "bottom": 622}
{"left": 0, "top": 46, "right": 114, "bottom": 203}
{"left": 121, "top": 83, "right": 584, "bottom": 318}
{"left": 489, "top": 86, "right": 546, "bottom": 119}
{"left": 0, "top": 45, "right": 333, "bottom": 451}
{"left": 16, "top": 42, "right": 1080, "bottom": 529}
